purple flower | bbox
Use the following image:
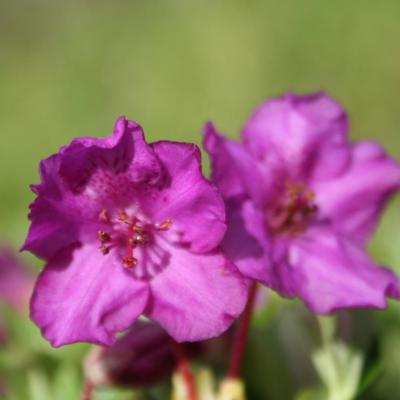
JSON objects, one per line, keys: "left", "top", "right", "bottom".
{"left": 23, "top": 117, "right": 247, "bottom": 347}
{"left": 0, "top": 246, "right": 33, "bottom": 345}
{"left": 0, "top": 246, "right": 32, "bottom": 311}
{"left": 84, "top": 320, "right": 231, "bottom": 388}
{"left": 204, "top": 92, "right": 400, "bottom": 313}
{"left": 84, "top": 321, "right": 177, "bottom": 387}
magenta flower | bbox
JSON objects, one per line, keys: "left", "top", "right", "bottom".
{"left": 0, "top": 246, "right": 33, "bottom": 345}
{"left": 22, "top": 117, "right": 247, "bottom": 347}
{"left": 84, "top": 320, "right": 231, "bottom": 388}
{"left": 0, "top": 246, "right": 32, "bottom": 311}
{"left": 84, "top": 321, "right": 177, "bottom": 387}
{"left": 204, "top": 93, "right": 400, "bottom": 313}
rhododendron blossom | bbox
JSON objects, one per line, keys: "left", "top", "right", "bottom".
{"left": 0, "top": 246, "right": 32, "bottom": 311}
{"left": 84, "top": 321, "right": 177, "bottom": 387}
{"left": 23, "top": 117, "right": 247, "bottom": 347}
{"left": 204, "top": 93, "right": 400, "bottom": 313}
{"left": 0, "top": 246, "right": 33, "bottom": 344}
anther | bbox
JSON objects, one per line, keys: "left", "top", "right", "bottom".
{"left": 305, "top": 191, "right": 315, "bottom": 201}
{"left": 267, "top": 182, "right": 318, "bottom": 236}
{"left": 100, "top": 245, "right": 110, "bottom": 255}
{"left": 155, "top": 219, "right": 173, "bottom": 231}
{"left": 122, "top": 256, "right": 137, "bottom": 268}
{"left": 117, "top": 211, "right": 129, "bottom": 222}
{"left": 99, "top": 208, "right": 110, "bottom": 223}
{"left": 306, "top": 204, "right": 318, "bottom": 214}
{"left": 97, "top": 230, "right": 111, "bottom": 243}
{"left": 133, "top": 221, "right": 145, "bottom": 232}
{"left": 133, "top": 232, "right": 146, "bottom": 245}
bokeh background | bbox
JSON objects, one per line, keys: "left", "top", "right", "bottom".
{"left": 1, "top": 1, "right": 400, "bottom": 399}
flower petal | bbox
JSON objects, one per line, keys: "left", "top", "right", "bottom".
{"left": 21, "top": 154, "right": 88, "bottom": 260}
{"left": 84, "top": 321, "right": 176, "bottom": 387}
{"left": 203, "top": 122, "right": 282, "bottom": 206}
{"left": 59, "top": 116, "right": 165, "bottom": 206}
{"left": 146, "top": 245, "right": 247, "bottom": 342}
{"left": 222, "top": 199, "right": 294, "bottom": 297}
{"left": 314, "top": 141, "right": 400, "bottom": 245}
{"left": 22, "top": 117, "right": 165, "bottom": 260}
{"left": 203, "top": 122, "right": 247, "bottom": 199}
{"left": 289, "top": 227, "right": 400, "bottom": 314}
{"left": 31, "top": 244, "right": 149, "bottom": 347}
{"left": 145, "top": 140, "right": 226, "bottom": 253}
{"left": 242, "top": 92, "right": 350, "bottom": 181}
{"left": 0, "top": 246, "right": 32, "bottom": 310}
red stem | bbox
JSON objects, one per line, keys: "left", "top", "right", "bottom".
{"left": 227, "top": 282, "right": 258, "bottom": 378}
{"left": 81, "top": 379, "right": 94, "bottom": 400}
{"left": 173, "top": 342, "right": 197, "bottom": 400}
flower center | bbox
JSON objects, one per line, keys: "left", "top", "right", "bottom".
{"left": 266, "top": 182, "right": 317, "bottom": 236}
{"left": 96, "top": 208, "right": 172, "bottom": 269}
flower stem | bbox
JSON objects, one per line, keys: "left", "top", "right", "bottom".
{"left": 227, "top": 282, "right": 258, "bottom": 379}
{"left": 81, "top": 379, "right": 94, "bottom": 400}
{"left": 173, "top": 342, "right": 197, "bottom": 400}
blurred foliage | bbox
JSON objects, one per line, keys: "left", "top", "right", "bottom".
{"left": 1, "top": 0, "right": 400, "bottom": 399}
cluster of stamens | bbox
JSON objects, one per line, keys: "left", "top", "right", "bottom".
{"left": 267, "top": 182, "right": 318, "bottom": 235}
{"left": 96, "top": 208, "right": 173, "bottom": 268}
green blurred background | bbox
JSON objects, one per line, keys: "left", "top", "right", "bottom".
{"left": 1, "top": 1, "right": 400, "bottom": 399}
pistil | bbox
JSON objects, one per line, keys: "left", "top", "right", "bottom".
{"left": 96, "top": 208, "right": 173, "bottom": 269}
{"left": 124, "top": 223, "right": 138, "bottom": 268}
{"left": 267, "top": 182, "right": 318, "bottom": 235}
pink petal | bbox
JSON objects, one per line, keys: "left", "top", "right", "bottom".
{"left": 314, "top": 141, "right": 400, "bottom": 245}
{"left": 21, "top": 154, "right": 89, "bottom": 260}
{"left": 203, "top": 122, "right": 248, "bottom": 198}
{"left": 22, "top": 117, "right": 165, "bottom": 260}
{"left": 146, "top": 244, "right": 247, "bottom": 342}
{"left": 31, "top": 244, "right": 149, "bottom": 347}
{"left": 85, "top": 321, "right": 175, "bottom": 387}
{"left": 0, "top": 246, "right": 32, "bottom": 310}
{"left": 146, "top": 140, "right": 226, "bottom": 253}
{"left": 289, "top": 227, "right": 400, "bottom": 314}
{"left": 59, "top": 116, "right": 165, "bottom": 206}
{"left": 222, "top": 199, "right": 294, "bottom": 297}
{"left": 242, "top": 92, "right": 350, "bottom": 181}
{"left": 203, "top": 122, "right": 282, "bottom": 206}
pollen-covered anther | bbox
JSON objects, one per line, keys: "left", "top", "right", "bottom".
{"left": 122, "top": 256, "right": 137, "bottom": 268}
{"left": 97, "top": 230, "right": 111, "bottom": 243}
{"left": 129, "top": 232, "right": 147, "bottom": 246}
{"left": 99, "top": 208, "right": 110, "bottom": 223}
{"left": 305, "top": 204, "right": 318, "bottom": 214}
{"left": 267, "top": 182, "right": 318, "bottom": 235}
{"left": 155, "top": 219, "right": 173, "bottom": 231}
{"left": 133, "top": 221, "right": 145, "bottom": 232}
{"left": 117, "top": 211, "right": 129, "bottom": 223}
{"left": 100, "top": 245, "right": 110, "bottom": 255}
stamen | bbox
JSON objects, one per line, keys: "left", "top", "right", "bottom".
{"left": 305, "top": 190, "right": 315, "bottom": 201}
{"left": 117, "top": 210, "right": 129, "bottom": 223}
{"left": 97, "top": 230, "right": 111, "bottom": 243}
{"left": 267, "top": 182, "right": 317, "bottom": 236}
{"left": 96, "top": 208, "right": 173, "bottom": 270}
{"left": 122, "top": 256, "right": 137, "bottom": 268}
{"left": 98, "top": 208, "right": 110, "bottom": 223}
{"left": 100, "top": 245, "right": 110, "bottom": 255}
{"left": 133, "top": 221, "right": 145, "bottom": 232}
{"left": 305, "top": 204, "right": 318, "bottom": 214}
{"left": 155, "top": 219, "right": 173, "bottom": 231}
{"left": 129, "top": 232, "right": 146, "bottom": 246}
